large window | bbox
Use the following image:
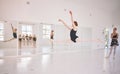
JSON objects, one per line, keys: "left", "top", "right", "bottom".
{"left": 43, "top": 25, "right": 51, "bottom": 39}
{"left": 22, "top": 25, "right": 32, "bottom": 35}
{"left": 0, "top": 22, "right": 4, "bottom": 41}
{"left": 103, "top": 28, "right": 109, "bottom": 48}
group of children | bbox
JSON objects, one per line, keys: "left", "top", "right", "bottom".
{"left": 18, "top": 34, "right": 37, "bottom": 48}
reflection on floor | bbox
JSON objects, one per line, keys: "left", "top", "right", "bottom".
{"left": 0, "top": 44, "right": 92, "bottom": 57}
{"left": 0, "top": 46, "right": 120, "bottom": 74}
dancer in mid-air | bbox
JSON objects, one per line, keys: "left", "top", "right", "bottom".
{"left": 3, "top": 24, "right": 17, "bottom": 42}
{"left": 106, "top": 27, "right": 119, "bottom": 59}
{"left": 59, "top": 10, "right": 79, "bottom": 43}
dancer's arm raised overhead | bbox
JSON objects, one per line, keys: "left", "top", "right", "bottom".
{"left": 69, "top": 11, "right": 77, "bottom": 29}
{"left": 11, "top": 24, "right": 14, "bottom": 32}
{"left": 58, "top": 19, "right": 71, "bottom": 30}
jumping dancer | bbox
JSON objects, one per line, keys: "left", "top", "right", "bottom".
{"left": 3, "top": 24, "right": 17, "bottom": 42}
{"left": 59, "top": 11, "right": 79, "bottom": 43}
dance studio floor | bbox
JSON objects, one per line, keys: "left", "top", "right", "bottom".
{"left": 0, "top": 46, "right": 120, "bottom": 74}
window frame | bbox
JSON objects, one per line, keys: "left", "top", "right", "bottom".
{"left": 42, "top": 24, "right": 51, "bottom": 39}
{"left": 21, "top": 24, "right": 33, "bottom": 35}
{"left": 0, "top": 22, "right": 4, "bottom": 41}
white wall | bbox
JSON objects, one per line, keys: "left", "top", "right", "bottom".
{"left": 0, "top": 0, "right": 116, "bottom": 49}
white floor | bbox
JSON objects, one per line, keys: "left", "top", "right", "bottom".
{"left": 0, "top": 46, "right": 120, "bottom": 74}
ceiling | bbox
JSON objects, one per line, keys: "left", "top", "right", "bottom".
{"left": 0, "top": 0, "right": 120, "bottom": 13}
{"left": 67, "top": 0, "right": 120, "bottom": 13}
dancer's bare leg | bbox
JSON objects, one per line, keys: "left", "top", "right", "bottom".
{"left": 23, "top": 40, "right": 25, "bottom": 46}
{"left": 106, "top": 46, "right": 113, "bottom": 58}
{"left": 113, "top": 45, "right": 117, "bottom": 59}
{"left": 51, "top": 39, "right": 53, "bottom": 49}
{"left": 19, "top": 41, "right": 21, "bottom": 49}
{"left": 3, "top": 38, "right": 15, "bottom": 42}
{"left": 33, "top": 41, "right": 36, "bottom": 48}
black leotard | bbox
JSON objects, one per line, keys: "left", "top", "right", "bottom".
{"left": 19, "top": 38, "right": 22, "bottom": 41}
{"left": 13, "top": 32, "right": 17, "bottom": 38}
{"left": 33, "top": 37, "right": 36, "bottom": 41}
{"left": 70, "top": 29, "right": 78, "bottom": 43}
{"left": 110, "top": 34, "right": 119, "bottom": 46}
{"left": 50, "top": 35, "right": 54, "bottom": 39}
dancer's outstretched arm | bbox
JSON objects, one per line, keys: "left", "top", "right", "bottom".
{"left": 58, "top": 19, "right": 71, "bottom": 30}
{"left": 11, "top": 24, "right": 14, "bottom": 32}
{"left": 69, "top": 11, "right": 76, "bottom": 28}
